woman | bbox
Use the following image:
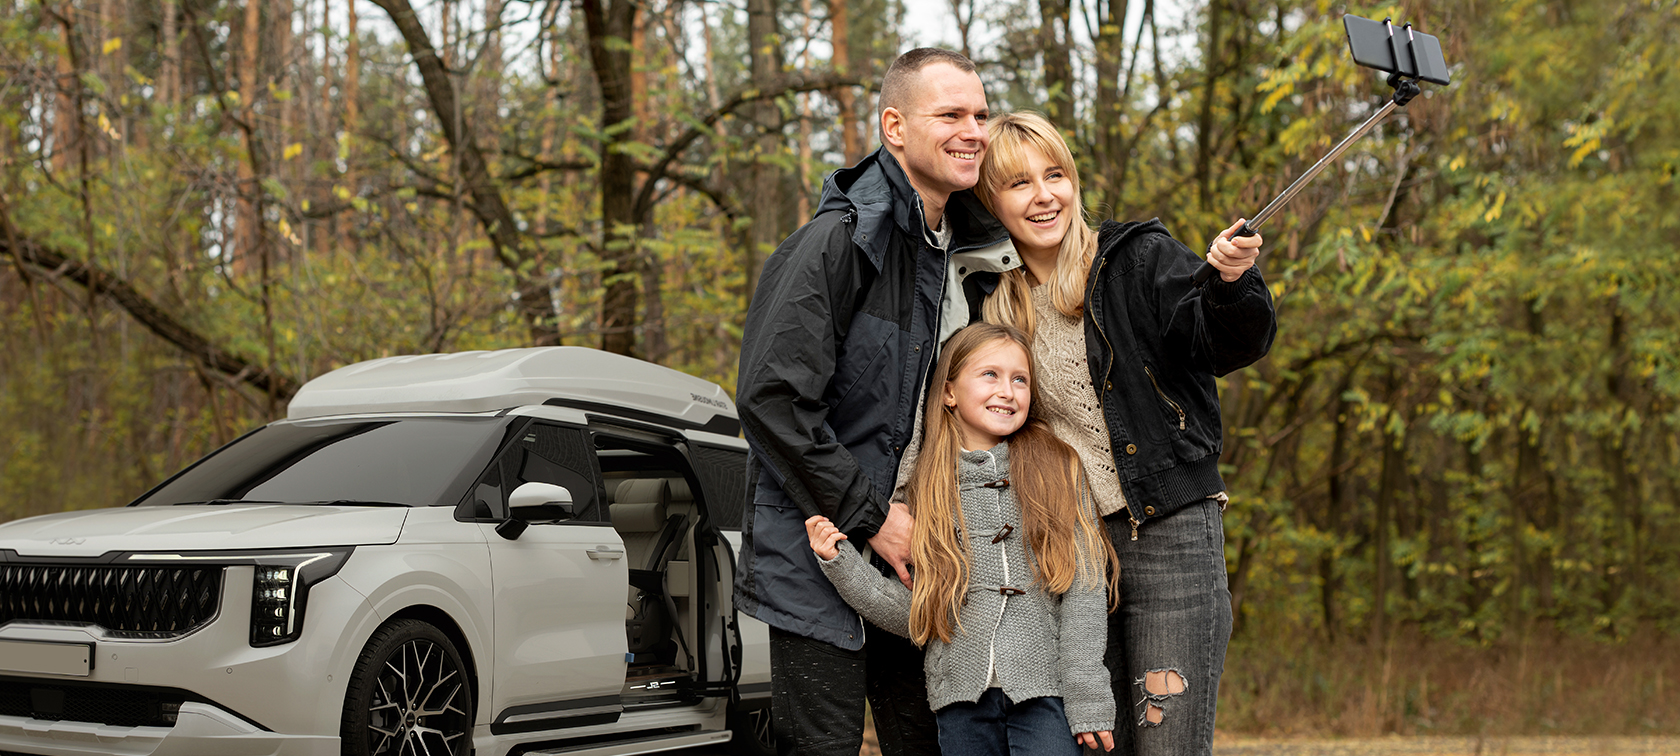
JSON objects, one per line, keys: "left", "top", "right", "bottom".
{"left": 971, "top": 111, "right": 1276, "bottom": 755}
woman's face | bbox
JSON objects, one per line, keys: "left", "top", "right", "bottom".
{"left": 992, "top": 144, "right": 1076, "bottom": 266}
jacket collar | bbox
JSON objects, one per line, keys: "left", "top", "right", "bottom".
{"left": 815, "top": 147, "right": 1011, "bottom": 271}
{"left": 1086, "top": 218, "right": 1172, "bottom": 295}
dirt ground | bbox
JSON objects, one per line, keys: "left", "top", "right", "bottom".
{"left": 857, "top": 735, "right": 1680, "bottom": 755}
{"left": 1212, "top": 738, "right": 1680, "bottom": 755}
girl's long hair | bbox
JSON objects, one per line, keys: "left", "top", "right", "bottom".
{"left": 972, "top": 111, "right": 1100, "bottom": 340}
{"left": 906, "top": 323, "right": 1120, "bottom": 646}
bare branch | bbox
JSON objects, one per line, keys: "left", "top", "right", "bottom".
{"left": 1, "top": 226, "right": 299, "bottom": 400}
{"left": 631, "top": 71, "right": 866, "bottom": 223}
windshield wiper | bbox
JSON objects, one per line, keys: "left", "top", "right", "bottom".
{"left": 318, "top": 500, "right": 412, "bottom": 507}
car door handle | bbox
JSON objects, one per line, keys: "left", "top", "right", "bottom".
{"left": 587, "top": 546, "right": 625, "bottom": 561}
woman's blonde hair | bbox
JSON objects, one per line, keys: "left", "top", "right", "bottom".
{"left": 906, "top": 322, "right": 1119, "bottom": 645}
{"left": 973, "top": 112, "right": 1099, "bottom": 339}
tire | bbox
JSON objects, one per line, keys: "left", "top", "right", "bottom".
{"left": 725, "top": 699, "right": 775, "bottom": 756}
{"left": 341, "top": 619, "right": 474, "bottom": 756}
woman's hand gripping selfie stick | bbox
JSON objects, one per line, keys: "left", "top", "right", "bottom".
{"left": 1193, "top": 15, "right": 1451, "bottom": 286}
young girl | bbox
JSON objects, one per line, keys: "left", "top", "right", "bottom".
{"left": 805, "top": 322, "right": 1119, "bottom": 755}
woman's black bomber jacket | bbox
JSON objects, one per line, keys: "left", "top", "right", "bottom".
{"left": 1082, "top": 219, "right": 1277, "bottom": 535}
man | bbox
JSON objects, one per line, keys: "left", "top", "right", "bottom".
{"left": 734, "top": 49, "right": 1014, "bottom": 755}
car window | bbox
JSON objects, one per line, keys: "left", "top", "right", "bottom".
{"left": 133, "top": 417, "right": 506, "bottom": 508}
{"left": 691, "top": 443, "right": 748, "bottom": 531}
{"left": 474, "top": 422, "right": 603, "bottom": 522}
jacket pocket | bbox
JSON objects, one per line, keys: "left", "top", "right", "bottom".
{"left": 829, "top": 312, "right": 896, "bottom": 407}
{"left": 1143, "top": 364, "right": 1187, "bottom": 433}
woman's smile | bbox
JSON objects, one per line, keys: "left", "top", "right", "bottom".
{"left": 994, "top": 146, "right": 1077, "bottom": 266}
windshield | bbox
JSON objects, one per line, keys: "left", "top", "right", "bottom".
{"left": 133, "top": 417, "right": 509, "bottom": 508}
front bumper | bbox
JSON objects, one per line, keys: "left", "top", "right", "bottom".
{"left": 0, "top": 568, "right": 375, "bottom": 754}
{"left": 0, "top": 702, "right": 335, "bottom": 756}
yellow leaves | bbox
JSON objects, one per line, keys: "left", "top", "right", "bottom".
{"left": 1278, "top": 118, "right": 1325, "bottom": 158}
{"left": 1563, "top": 118, "right": 1610, "bottom": 168}
{"left": 334, "top": 185, "right": 352, "bottom": 200}
{"left": 283, "top": 143, "right": 304, "bottom": 161}
{"left": 277, "top": 218, "right": 302, "bottom": 246}
{"left": 102, "top": 37, "right": 122, "bottom": 55}
{"left": 1483, "top": 191, "right": 1507, "bottom": 223}
{"left": 1257, "top": 66, "right": 1299, "bottom": 114}
{"left": 96, "top": 112, "right": 121, "bottom": 141}
{"left": 1448, "top": 154, "right": 1467, "bottom": 172}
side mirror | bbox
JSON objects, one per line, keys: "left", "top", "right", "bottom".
{"left": 496, "top": 482, "right": 575, "bottom": 540}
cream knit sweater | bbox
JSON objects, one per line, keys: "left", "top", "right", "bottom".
{"left": 1028, "top": 284, "right": 1129, "bottom": 518}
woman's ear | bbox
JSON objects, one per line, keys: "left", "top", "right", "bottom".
{"left": 943, "top": 383, "right": 957, "bottom": 408}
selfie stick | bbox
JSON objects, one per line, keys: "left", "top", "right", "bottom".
{"left": 1193, "top": 16, "right": 1450, "bottom": 286}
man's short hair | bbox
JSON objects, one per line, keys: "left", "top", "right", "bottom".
{"left": 879, "top": 48, "right": 978, "bottom": 118}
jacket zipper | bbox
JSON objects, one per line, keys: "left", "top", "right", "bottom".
{"left": 1087, "top": 257, "right": 1115, "bottom": 401}
{"left": 1143, "top": 365, "right": 1186, "bottom": 431}
{"left": 1088, "top": 256, "right": 1140, "bottom": 541}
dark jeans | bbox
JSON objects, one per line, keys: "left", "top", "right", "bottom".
{"left": 768, "top": 622, "right": 940, "bottom": 756}
{"left": 1086, "top": 498, "right": 1232, "bottom": 756}
{"left": 935, "top": 688, "right": 1083, "bottom": 756}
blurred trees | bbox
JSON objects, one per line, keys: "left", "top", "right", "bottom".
{"left": 2, "top": 0, "right": 1677, "bottom": 660}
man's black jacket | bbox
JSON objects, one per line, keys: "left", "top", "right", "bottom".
{"left": 733, "top": 148, "right": 1009, "bottom": 649}
{"left": 1084, "top": 219, "right": 1277, "bottom": 531}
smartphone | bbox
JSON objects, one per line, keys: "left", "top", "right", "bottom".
{"left": 1344, "top": 14, "right": 1450, "bottom": 85}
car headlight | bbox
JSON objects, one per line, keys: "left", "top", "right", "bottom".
{"left": 249, "top": 550, "right": 353, "bottom": 647}
{"left": 119, "top": 548, "right": 354, "bottom": 647}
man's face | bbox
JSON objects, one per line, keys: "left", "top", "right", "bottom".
{"left": 883, "top": 63, "right": 990, "bottom": 204}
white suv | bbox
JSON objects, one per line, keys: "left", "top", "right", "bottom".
{"left": 0, "top": 347, "right": 774, "bottom": 756}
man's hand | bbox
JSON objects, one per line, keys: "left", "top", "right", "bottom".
{"left": 805, "top": 516, "right": 848, "bottom": 561}
{"left": 1208, "top": 218, "right": 1263, "bottom": 282}
{"left": 868, "top": 500, "right": 916, "bottom": 589}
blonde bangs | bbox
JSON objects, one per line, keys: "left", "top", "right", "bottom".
{"left": 976, "top": 112, "right": 1098, "bottom": 337}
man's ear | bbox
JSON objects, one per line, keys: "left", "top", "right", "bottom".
{"left": 881, "top": 107, "right": 907, "bottom": 149}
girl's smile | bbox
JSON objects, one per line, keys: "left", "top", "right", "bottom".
{"left": 943, "top": 339, "right": 1033, "bottom": 450}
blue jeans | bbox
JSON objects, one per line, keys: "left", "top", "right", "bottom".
{"left": 1087, "top": 498, "right": 1232, "bottom": 756}
{"left": 935, "top": 688, "right": 1083, "bottom": 756}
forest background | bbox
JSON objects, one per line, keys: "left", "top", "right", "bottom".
{"left": 1, "top": 0, "right": 1677, "bottom": 738}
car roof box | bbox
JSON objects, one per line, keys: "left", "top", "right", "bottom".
{"left": 287, "top": 347, "right": 738, "bottom": 435}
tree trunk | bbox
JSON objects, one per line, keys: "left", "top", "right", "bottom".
{"left": 370, "top": 0, "right": 560, "bottom": 345}
{"left": 580, "top": 0, "right": 640, "bottom": 356}
{"left": 1372, "top": 369, "right": 1405, "bottom": 645}
{"left": 745, "top": 0, "right": 783, "bottom": 301}
{"left": 1195, "top": 0, "right": 1223, "bottom": 212}
{"left": 1038, "top": 0, "right": 1073, "bottom": 122}
{"left": 829, "top": 0, "right": 864, "bottom": 166}
{"left": 1091, "top": 0, "right": 1129, "bottom": 211}
{"left": 1321, "top": 371, "right": 1357, "bottom": 641}
{"left": 160, "top": 0, "right": 179, "bottom": 107}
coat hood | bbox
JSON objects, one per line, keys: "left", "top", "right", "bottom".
{"left": 815, "top": 147, "right": 1010, "bottom": 272}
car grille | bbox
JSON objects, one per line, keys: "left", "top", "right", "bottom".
{"left": 0, "top": 677, "right": 189, "bottom": 727}
{"left": 0, "top": 564, "right": 223, "bottom": 636}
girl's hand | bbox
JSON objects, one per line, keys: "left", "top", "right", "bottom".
{"left": 805, "top": 515, "right": 848, "bottom": 561}
{"left": 1076, "top": 730, "right": 1115, "bottom": 752}
{"left": 1208, "top": 218, "right": 1263, "bottom": 282}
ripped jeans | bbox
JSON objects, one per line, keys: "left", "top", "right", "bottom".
{"left": 1086, "top": 498, "right": 1232, "bottom": 756}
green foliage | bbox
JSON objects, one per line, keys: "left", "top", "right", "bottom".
{"left": 1, "top": 0, "right": 1675, "bottom": 677}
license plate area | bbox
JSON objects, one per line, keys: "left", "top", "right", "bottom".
{"left": 0, "top": 639, "right": 94, "bottom": 677}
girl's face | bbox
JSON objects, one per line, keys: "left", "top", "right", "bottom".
{"left": 991, "top": 144, "right": 1076, "bottom": 266}
{"left": 943, "top": 339, "right": 1032, "bottom": 450}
